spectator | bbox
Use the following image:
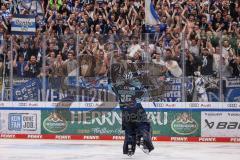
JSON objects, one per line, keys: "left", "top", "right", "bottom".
{"left": 222, "top": 40, "right": 233, "bottom": 59}
{"left": 79, "top": 54, "right": 96, "bottom": 77}
{"left": 24, "top": 55, "right": 41, "bottom": 77}
{"left": 13, "top": 54, "right": 28, "bottom": 77}
{"left": 152, "top": 54, "right": 165, "bottom": 66}
{"left": 187, "top": 39, "right": 200, "bottom": 57}
{"left": 94, "top": 49, "right": 108, "bottom": 76}
{"left": 185, "top": 49, "right": 199, "bottom": 76}
{"left": 18, "top": 42, "right": 34, "bottom": 61}
{"left": 221, "top": 57, "right": 232, "bottom": 77}
{"left": 52, "top": 53, "right": 65, "bottom": 77}
{"left": 64, "top": 50, "right": 78, "bottom": 76}
{"left": 229, "top": 56, "right": 240, "bottom": 77}
{"left": 51, "top": 53, "right": 66, "bottom": 89}
{"left": 200, "top": 48, "right": 214, "bottom": 76}
{"left": 46, "top": 51, "right": 56, "bottom": 69}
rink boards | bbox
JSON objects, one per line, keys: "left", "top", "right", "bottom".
{"left": 0, "top": 102, "right": 240, "bottom": 143}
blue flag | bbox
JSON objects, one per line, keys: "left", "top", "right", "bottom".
{"left": 13, "top": 78, "right": 41, "bottom": 101}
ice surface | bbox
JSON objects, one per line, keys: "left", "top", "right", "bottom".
{"left": 0, "top": 139, "right": 239, "bottom": 160}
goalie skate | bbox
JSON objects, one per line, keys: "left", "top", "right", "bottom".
{"left": 139, "top": 137, "right": 150, "bottom": 154}
{"left": 137, "top": 136, "right": 154, "bottom": 154}
{"left": 127, "top": 144, "right": 134, "bottom": 157}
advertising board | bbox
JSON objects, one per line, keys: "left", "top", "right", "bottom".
{"left": 41, "top": 110, "right": 201, "bottom": 137}
{"left": 201, "top": 112, "right": 240, "bottom": 137}
{"left": 0, "top": 110, "right": 41, "bottom": 134}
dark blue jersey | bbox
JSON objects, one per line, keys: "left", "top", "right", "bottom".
{"left": 110, "top": 62, "right": 145, "bottom": 107}
{"left": 109, "top": 61, "right": 169, "bottom": 106}
{"left": 112, "top": 80, "right": 144, "bottom": 107}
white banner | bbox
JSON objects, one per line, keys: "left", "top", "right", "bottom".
{"left": 0, "top": 110, "right": 41, "bottom": 134}
{"left": 11, "top": 14, "right": 36, "bottom": 35}
{"left": 201, "top": 112, "right": 240, "bottom": 137}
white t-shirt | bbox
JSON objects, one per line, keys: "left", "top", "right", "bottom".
{"left": 152, "top": 59, "right": 165, "bottom": 66}
{"left": 189, "top": 44, "right": 200, "bottom": 57}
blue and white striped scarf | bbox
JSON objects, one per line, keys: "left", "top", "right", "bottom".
{"left": 12, "top": 0, "right": 44, "bottom": 15}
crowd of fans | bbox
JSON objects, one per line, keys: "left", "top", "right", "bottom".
{"left": 0, "top": 0, "right": 240, "bottom": 81}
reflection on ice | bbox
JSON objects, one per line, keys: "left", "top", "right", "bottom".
{"left": 0, "top": 140, "right": 240, "bottom": 160}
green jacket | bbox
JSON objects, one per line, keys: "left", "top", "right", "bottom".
{"left": 49, "top": 0, "right": 63, "bottom": 10}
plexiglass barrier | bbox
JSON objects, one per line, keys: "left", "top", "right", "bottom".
{"left": 0, "top": 32, "right": 239, "bottom": 102}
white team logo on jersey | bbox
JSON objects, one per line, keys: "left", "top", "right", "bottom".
{"left": 124, "top": 72, "right": 133, "bottom": 80}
